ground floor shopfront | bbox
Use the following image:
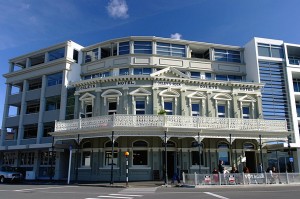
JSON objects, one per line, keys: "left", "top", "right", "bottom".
{"left": 49, "top": 114, "right": 291, "bottom": 182}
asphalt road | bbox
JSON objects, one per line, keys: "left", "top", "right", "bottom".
{"left": 0, "top": 184, "right": 299, "bottom": 199}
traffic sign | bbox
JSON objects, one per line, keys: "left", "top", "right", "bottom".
{"left": 289, "top": 157, "right": 294, "bottom": 162}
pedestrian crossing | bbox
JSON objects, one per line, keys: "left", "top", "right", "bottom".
{"left": 84, "top": 187, "right": 158, "bottom": 199}
{"left": 85, "top": 193, "right": 143, "bottom": 199}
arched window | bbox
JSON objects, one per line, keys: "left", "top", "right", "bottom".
{"left": 218, "top": 142, "right": 230, "bottom": 165}
{"left": 132, "top": 140, "right": 148, "bottom": 166}
{"left": 213, "top": 94, "right": 232, "bottom": 118}
{"left": 243, "top": 143, "right": 255, "bottom": 150}
{"left": 191, "top": 141, "right": 204, "bottom": 166}
{"left": 161, "top": 141, "right": 176, "bottom": 147}
{"left": 81, "top": 141, "right": 92, "bottom": 167}
{"left": 104, "top": 141, "right": 119, "bottom": 167}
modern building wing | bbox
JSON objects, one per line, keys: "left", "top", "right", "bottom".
{"left": 0, "top": 36, "right": 297, "bottom": 182}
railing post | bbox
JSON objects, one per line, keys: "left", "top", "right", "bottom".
{"left": 242, "top": 172, "right": 245, "bottom": 185}
{"left": 286, "top": 171, "right": 289, "bottom": 184}
{"left": 194, "top": 172, "right": 197, "bottom": 185}
{"left": 182, "top": 172, "right": 185, "bottom": 184}
{"left": 54, "top": 120, "right": 57, "bottom": 131}
{"left": 264, "top": 172, "right": 268, "bottom": 184}
{"left": 219, "top": 172, "right": 221, "bottom": 185}
{"left": 113, "top": 113, "right": 116, "bottom": 127}
{"left": 79, "top": 118, "right": 82, "bottom": 129}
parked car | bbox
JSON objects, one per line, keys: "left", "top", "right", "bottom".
{"left": 0, "top": 166, "right": 23, "bottom": 183}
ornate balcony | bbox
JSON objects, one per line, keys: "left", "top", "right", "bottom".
{"left": 55, "top": 115, "right": 288, "bottom": 135}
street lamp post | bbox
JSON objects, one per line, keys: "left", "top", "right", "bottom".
{"left": 125, "top": 151, "right": 129, "bottom": 187}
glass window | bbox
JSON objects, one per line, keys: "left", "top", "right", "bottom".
{"left": 133, "top": 141, "right": 148, "bottom": 147}
{"left": 214, "top": 49, "right": 241, "bottom": 63}
{"left": 85, "top": 48, "right": 98, "bottom": 63}
{"left": 119, "top": 41, "right": 130, "bottom": 55}
{"left": 20, "top": 152, "right": 35, "bottom": 165}
{"left": 136, "top": 100, "right": 145, "bottom": 115}
{"left": 119, "top": 68, "right": 129, "bottom": 75}
{"left": 157, "top": 42, "right": 186, "bottom": 57}
{"left": 216, "top": 74, "right": 227, "bottom": 81}
{"left": 289, "top": 56, "right": 300, "bottom": 65}
{"left": 47, "top": 72, "right": 63, "bottom": 86}
{"left": 164, "top": 101, "right": 173, "bottom": 115}
{"left": 296, "top": 103, "right": 300, "bottom": 116}
{"left": 191, "top": 103, "right": 200, "bottom": 116}
{"left": 190, "top": 71, "right": 200, "bottom": 78}
{"left": 46, "top": 96, "right": 61, "bottom": 111}
{"left": 82, "top": 151, "right": 91, "bottom": 167}
{"left": 26, "top": 101, "right": 40, "bottom": 114}
{"left": 293, "top": 79, "right": 300, "bottom": 92}
{"left": 191, "top": 151, "right": 204, "bottom": 166}
{"left": 48, "top": 47, "right": 65, "bottom": 61}
{"left": 133, "top": 150, "right": 148, "bottom": 165}
{"left": 105, "top": 151, "right": 118, "bottom": 166}
{"left": 133, "top": 68, "right": 151, "bottom": 75}
{"left": 134, "top": 41, "right": 152, "bottom": 54}
{"left": 257, "top": 43, "right": 284, "bottom": 58}
{"left": 73, "top": 49, "right": 79, "bottom": 63}
{"left": 217, "top": 105, "right": 226, "bottom": 118}
{"left": 205, "top": 73, "right": 212, "bottom": 80}
{"left": 85, "top": 104, "right": 93, "bottom": 118}
{"left": 243, "top": 143, "right": 255, "bottom": 149}
{"left": 218, "top": 143, "right": 230, "bottom": 165}
{"left": 242, "top": 106, "right": 250, "bottom": 119}
{"left": 108, "top": 102, "right": 117, "bottom": 115}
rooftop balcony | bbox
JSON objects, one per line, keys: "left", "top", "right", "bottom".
{"left": 54, "top": 115, "right": 288, "bottom": 140}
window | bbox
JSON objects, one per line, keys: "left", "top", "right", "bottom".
{"left": 47, "top": 72, "right": 62, "bottom": 86}
{"left": 190, "top": 71, "right": 200, "bottom": 78}
{"left": 134, "top": 41, "right": 152, "bottom": 54}
{"left": 48, "top": 47, "right": 65, "bottom": 61}
{"left": 104, "top": 141, "right": 118, "bottom": 166}
{"left": 28, "top": 78, "right": 42, "bottom": 90}
{"left": 24, "top": 124, "right": 38, "bottom": 139}
{"left": 85, "top": 48, "right": 98, "bottom": 63}
{"left": 157, "top": 42, "right": 186, "bottom": 57}
{"left": 216, "top": 74, "right": 242, "bottom": 81}
{"left": 65, "top": 87, "right": 75, "bottom": 120}
{"left": 218, "top": 143, "right": 230, "bottom": 165}
{"left": 20, "top": 152, "right": 35, "bottom": 165}
{"left": 84, "top": 71, "right": 110, "bottom": 79}
{"left": 73, "top": 50, "right": 79, "bottom": 63}
{"left": 81, "top": 142, "right": 92, "bottom": 167}
{"left": 26, "top": 100, "right": 40, "bottom": 114}
{"left": 46, "top": 96, "right": 61, "bottom": 111}
{"left": 30, "top": 54, "right": 45, "bottom": 67}
{"left": 296, "top": 102, "right": 300, "bottom": 116}
{"left": 119, "top": 41, "right": 130, "bottom": 55}
{"left": 258, "top": 43, "right": 284, "bottom": 58}
{"left": 133, "top": 68, "right": 151, "bottom": 75}
{"left": 40, "top": 151, "right": 56, "bottom": 166}
{"left": 217, "top": 105, "right": 226, "bottom": 118}
{"left": 214, "top": 49, "right": 241, "bottom": 63}
{"left": 119, "top": 68, "right": 129, "bottom": 75}
{"left": 136, "top": 100, "right": 145, "bottom": 115}
{"left": 243, "top": 143, "right": 255, "bottom": 150}
{"left": 205, "top": 73, "right": 212, "bottom": 80}
{"left": 289, "top": 56, "right": 300, "bottom": 65}
{"left": 133, "top": 141, "right": 148, "bottom": 166}
{"left": 108, "top": 102, "right": 117, "bottom": 115}
{"left": 293, "top": 79, "right": 300, "bottom": 92}
{"left": 85, "top": 104, "right": 93, "bottom": 118}
{"left": 2, "top": 153, "right": 15, "bottom": 165}
{"left": 191, "top": 103, "right": 200, "bottom": 116}
{"left": 164, "top": 101, "right": 173, "bottom": 115}
{"left": 191, "top": 151, "right": 204, "bottom": 166}
{"left": 242, "top": 106, "right": 250, "bottom": 119}
{"left": 43, "top": 122, "right": 55, "bottom": 137}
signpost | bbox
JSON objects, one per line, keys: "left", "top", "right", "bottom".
{"left": 67, "top": 145, "right": 72, "bottom": 184}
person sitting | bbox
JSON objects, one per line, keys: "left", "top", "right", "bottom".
{"left": 231, "top": 166, "right": 239, "bottom": 173}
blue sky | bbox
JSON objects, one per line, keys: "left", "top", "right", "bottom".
{"left": 1, "top": 0, "right": 300, "bottom": 122}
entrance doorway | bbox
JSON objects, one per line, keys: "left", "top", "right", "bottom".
{"left": 245, "top": 151, "right": 256, "bottom": 172}
{"left": 162, "top": 151, "right": 176, "bottom": 179}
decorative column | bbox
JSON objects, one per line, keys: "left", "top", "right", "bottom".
{"left": 181, "top": 88, "right": 186, "bottom": 116}
{"left": 1, "top": 84, "right": 12, "bottom": 146}
{"left": 37, "top": 75, "right": 47, "bottom": 144}
{"left": 152, "top": 88, "right": 159, "bottom": 114}
{"left": 95, "top": 88, "right": 101, "bottom": 116}
{"left": 256, "top": 94, "right": 263, "bottom": 119}
{"left": 123, "top": 88, "right": 129, "bottom": 114}
{"left": 17, "top": 80, "right": 28, "bottom": 145}
{"left": 207, "top": 91, "right": 213, "bottom": 117}
{"left": 232, "top": 92, "right": 239, "bottom": 118}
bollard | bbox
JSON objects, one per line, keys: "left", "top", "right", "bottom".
{"left": 124, "top": 151, "right": 129, "bottom": 187}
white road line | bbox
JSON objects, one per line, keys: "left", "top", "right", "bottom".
{"left": 204, "top": 192, "right": 230, "bottom": 199}
{"left": 97, "top": 196, "right": 133, "bottom": 199}
{"left": 13, "top": 186, "right": 79, "bottom": 192}
{"left": 110, "top": 194, "right": 143, "bottom": 197}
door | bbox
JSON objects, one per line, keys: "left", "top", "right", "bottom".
{"left": 162, "top": 151, "right": 175, "bottom": 179}
{"left": 245, "top": 151, "right": 256, "bottom": 173}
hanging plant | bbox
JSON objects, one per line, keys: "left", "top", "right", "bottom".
{"left": 158, "top": 109, "right": 167, "bottom": 115}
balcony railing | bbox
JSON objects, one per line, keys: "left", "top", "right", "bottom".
{"left": 55, "top": 115, "right": 287, "bottom": 133}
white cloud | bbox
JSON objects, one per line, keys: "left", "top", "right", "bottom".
{"left": 107, "top": 0, "right": 129, "bottom": 19}
{"left": 171, "top": 33, "right": 182, "bottom": 40}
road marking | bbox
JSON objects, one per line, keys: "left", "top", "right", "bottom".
{"left": 13, "top": 186, "right": 79, "bottom": 192}
{"left": 119, "top": 187, "right": 158, "bottom": 193}
{"left": 204, "top": 192, "right": 230, "bottom": 199}
{"left": 110, "top": 194, "right": 143, "bottom": 197}
{"left": 97, "top": 196, "right": 133, "bottom": 199}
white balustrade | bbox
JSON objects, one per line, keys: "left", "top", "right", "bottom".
{"left": 54, "top": 115, "right": 287, "bottom": 133}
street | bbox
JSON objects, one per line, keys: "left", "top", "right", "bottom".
{"left": 0, "top": 184, "right": 299, "bottom": 199}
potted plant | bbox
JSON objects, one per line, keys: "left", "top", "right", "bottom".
{"left": 158, "top": 109, "right": 167, "bottom": 115}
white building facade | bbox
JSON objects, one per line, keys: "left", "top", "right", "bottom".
{"left": 0, "top": 36, "right": 297, "bottom": 182}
